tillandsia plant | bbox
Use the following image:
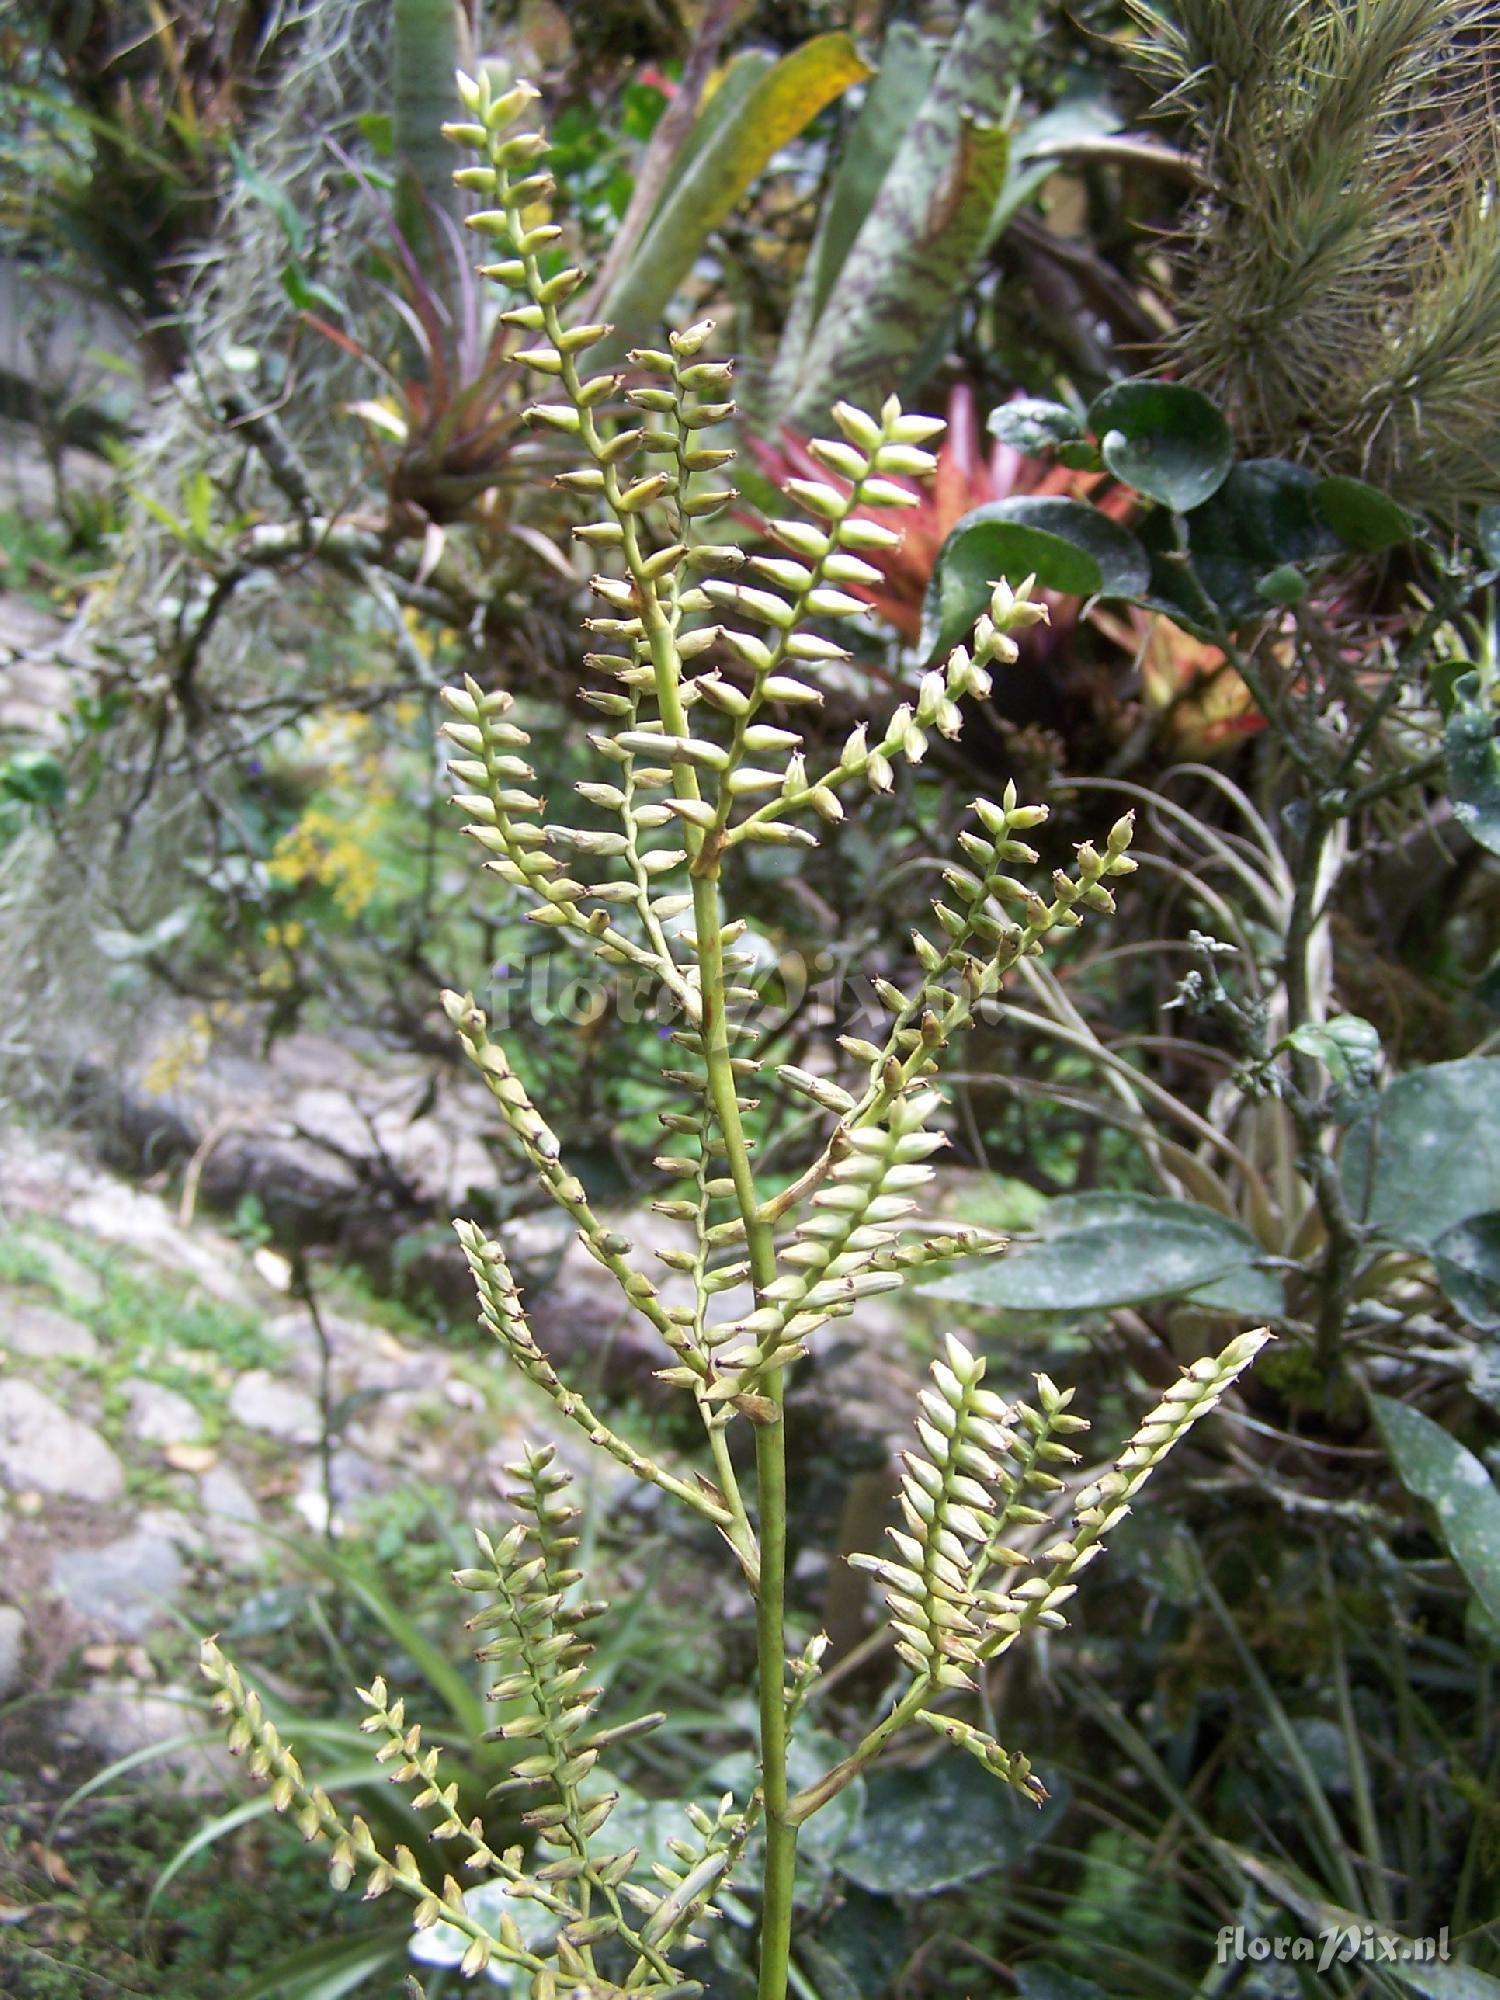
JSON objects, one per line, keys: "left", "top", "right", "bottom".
{"left": 201, "top": 74, "right": 1271, "bottom": 2000}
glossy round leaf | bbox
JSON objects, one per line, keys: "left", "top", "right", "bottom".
{"left": 1311, "top": 475, "right": 1419, "bottom": 552}
{"left": 1373, "top": 1396, "right": 1500, "bottom": 1634}
{"left": 1284, "top": 1014, "right": 1381, "bottom": 1122}
{"left": 1, "top": 749, "right": 67, "bottom": 808}
{"left": 1088, "top": 377, "right": 1234, "bottom": 512}
{"left": 987, "top": 397, "right": 1085, "bottom": 455}
{"left": 1141, "top": 459, "right": 1332, "bottom": 633}
{"left": 1257, "top": 562, "right": 1308, "bottom": 606}
{"left": 920, "top": 497, "right": 1150, "bottom": 658}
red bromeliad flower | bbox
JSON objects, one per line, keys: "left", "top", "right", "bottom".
{"left": 746, "top": 383, "right": 1134, "bottom": 643}
{"left": 747, "top": 383, "right": 1278, "bottom": 757}
{"left": 1091, "top": 605, "right": 1266, "bottom": 756}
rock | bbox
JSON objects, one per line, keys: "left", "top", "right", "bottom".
{"left": 0, "top": 594, "right": 73, "bottom": 740}
{"left": 294, "top": 1445, "right": 391, "bottom": 1536}
{"left": 0, "top": 1297, "right": 99, "bottom": 1362}
{"left": 197, "top": 1464, "right": 263, "bottom": 1567}
{"left": 50, "top": 1526, "right": 186, "bottom": 1640}
{"left": 52, "top": 1681, "right": 232, "bottom": 1795}
{"left": 0, "top": 1379, "right": 124, "bottom": 1503}
{"left": 0, "top": 1604, "right": 25, "bottom": 1700}
{"left": 228, "top": 1369, "right": 320, "bottom": 1444}
{"left": 66, "top": 1178, "right": 250, "bottom": 1304}
{"left": 86, "top": 1001, "right": 498, "bottom": 1264}
{"left": 265, "top": 1307, "right": 445, "bottom": 1399}
{"left": 123, "top": 1379, "right": 203, "bottom": 1445}
{"left": 18, "top": 1239, "right": 105, "bottom": 1308}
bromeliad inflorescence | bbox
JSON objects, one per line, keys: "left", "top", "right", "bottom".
{"left": 203, "top": 70, "right": 1269, "bottom": 2000}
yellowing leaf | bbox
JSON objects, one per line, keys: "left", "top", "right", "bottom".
{"left": 598, "top": 34, "right": 872, "bottom": 355}
{"left": 697, "top": 33, "right": 873, "bottom": 237}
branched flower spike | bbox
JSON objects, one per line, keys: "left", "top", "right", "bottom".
{"left": 845, "top": 1329, "right": 1271, "bottom": 1808}
{"left": 202, "top": 72, "right": 1270, "bottom": 2000}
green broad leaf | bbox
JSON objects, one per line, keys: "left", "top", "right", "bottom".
{"left": 282, "top": 264, "right": 347, "bottom": 319}
{"left": 921, "top": 497, "right": 1150, "bottom": 658}
{"left": 1433, "top": 1213, "right": 1500, "bottom": 1331}
{"left": 1284, "top": 1014, "right": 1381, "bottom": 1122}
{"left": 838, "top": 1753, "right": 1066, "bottom": 1897}
{"left": 1432, "top": 656, "right": 1472, "bottom": 720}
{"left": 183, "top": 468, "right": 214, "bottom": 543}
{"left": 1185, "top": 1261, "right": 1286, "bottom": 1318}
{"left": 988, "top": 398, "right": 1086, "bottom": 455}
{"left": 1391, "top": 1964, "right": 1500, "bottom": 2000}
{"left": 1342, "top": 1058, "right": 1500, "bottom": 1252}
{"left": 1142, "top": 457, "right": 1334, "bottom": 633}
{"left": 920, "top": 1192, "right": 1276, "bottom": 1315}
{"left": 807, "top": 1891, "right": 907, "bottom": 1997}
{"left": 230, "top": 142, "right": 305, "bottom": 256}
{"left": 796, "top": 1942, "right": 865, "bottom": 2000}
{"left": 598, "top": 34, "right": 870, "bottom": 358}
{"left": 1476, "top": 504, "right": 1500, "bottom": 568}
{"left": 1088, "top": 377, "right": 1234, "bottom": 512}
{"left": 1372, "top": 1396, "right": 1500, "bottom": 1632}
{"left": 1445, "top": 670, "right": 1500, "bottom": 856}
{"left": 227, "top": 1928, "right": 406, "bottom": 2000}
{"left": 1311, "top": 474, "right": 1419, "bottom": 552}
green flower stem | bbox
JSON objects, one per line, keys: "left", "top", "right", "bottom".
{"left": 582, "top": 315, "right": 796, "bottom": 1984}
{"left": 686, "top": 852, "right": 798, "bottom": 2000}
{"left": 754, "top": 1400, "right": 797, "bottom": 2000}
{"left": 787, "top": 1675, "right": 934, "bottom": 1825}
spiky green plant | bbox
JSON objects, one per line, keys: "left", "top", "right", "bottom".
{"left": 202, "top": 73, "right": 1270, "bottom": 2000}
{"left": 1128, "top": 0, "right": 1500, "bottom": 516}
